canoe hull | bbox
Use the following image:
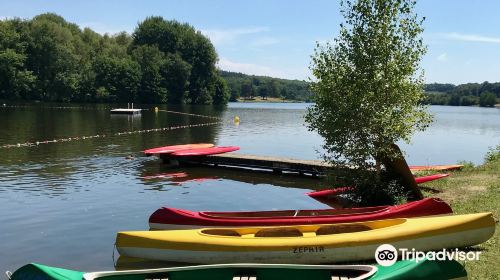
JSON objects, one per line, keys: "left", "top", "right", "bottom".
{"left": 119, "top": 213, "right": 495, "bottom": 264}
{"left": 8, "top": 260, "right": 468, "bottom": 280}
{"left": 118, "top": 226, "right": 492, "bottom": 264}
{"left": 149, "top": 198, "right": 453, "bottom": 230}
{"left": 170, "top": 146, "right": 240, "bottom": 157}
{"left": 143, "top": 144, "right": 214, "bottom": 156}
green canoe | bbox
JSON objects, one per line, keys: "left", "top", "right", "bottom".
{"left": 7, "top": 260, "right": 467, "bottom": 280}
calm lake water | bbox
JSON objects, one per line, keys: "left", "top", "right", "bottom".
{"left": 0, "top": 103, "right": 498, "bottom": 272}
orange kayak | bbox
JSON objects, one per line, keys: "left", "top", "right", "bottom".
{"left": 409, "top": 165, "right": 464, "bottom": 171}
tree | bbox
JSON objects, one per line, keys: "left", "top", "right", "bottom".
{"left": 240, "top": 79, "right": 254, "bottom": 99}
{"left": 305, "top": 0, "right": 432, "bottom": 202}
{"left": 267, "top": 79, "right": 279, "bottom": 98}
{"left": 0, "top": 49, "right": 35, "bottom": 99}
{"left": 160, "top": 53, "right": 191, "bottom": 104}
{"left": 212, "top": 75, "right": 230, "bottom": 104}
{"left": 27, "top": 14, "right": 82, "bottom": 101}
{"left": 479, "top": 91, "right": 496, "bottom": 107}
{"left": 93, "top": 55, "right": 141, "bottom": 102}
{"left": 258, "top": 85, "right": 268, "bottom": 100}
{"left": 132, "top": 16, "right": 226, "bottom": 104}
{"left": 131, "top": 45, "right": 168, "bottom": 103}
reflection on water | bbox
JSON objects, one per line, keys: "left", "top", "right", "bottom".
{"left": 0, "top": 103, "right": 498, "bottom": 272}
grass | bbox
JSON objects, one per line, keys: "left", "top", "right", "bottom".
{"left": 418, "top": 147, "right": 499, "bottom": 279}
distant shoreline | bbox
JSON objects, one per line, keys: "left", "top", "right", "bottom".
{"left": 235, "top": 97, "right": 307, "bottom": 103}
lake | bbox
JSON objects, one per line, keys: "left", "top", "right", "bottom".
{"left": 0, "top": 103, "right": 498, "bottom": 272}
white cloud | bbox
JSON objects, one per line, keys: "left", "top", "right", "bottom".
{"left": 437, "top": 53, "right": 448, "bottom": 61}
{"left": 444, "top": 32, "right": 500, "bottom": 44}
{"left": 201, "top": 27, "right": 269, "bottom": 45}
{"left": 217, "top": 58, "right": 285, "bottom": 78}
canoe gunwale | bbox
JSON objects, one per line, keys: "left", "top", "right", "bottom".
{"left": 83, "top": 263, "right": 377, "bottom": 280}
{"left": 197, "top": 206, "right": 391, "bottom": 220}
{"left": 195, "top": 218, "right": 406, "bottom": 239}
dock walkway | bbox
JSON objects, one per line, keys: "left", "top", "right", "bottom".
{"left": 161, "top": 153, "right": 353, "bottom": 176}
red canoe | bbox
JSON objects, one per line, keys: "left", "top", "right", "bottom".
{"left": 414, "top": 173, "right": 450, "bottom": 183}
{"left": 170, "top": 146, "right": 240, "bottom": 157}
{"left": 149, "top": 198, "right": 452, "bottom": 229}
{"left": 144, "top": 144, "right": 214, "bottom": 156}
{"left": 307, "top": 174, "right": 450, "bottom": 199}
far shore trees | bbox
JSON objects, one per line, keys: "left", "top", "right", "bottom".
{"left": 306, "top": 0, "right": 432, "bottom": 203}
{"left": 0, "top": 14, "right": 229, "bottom": 104}
{"left": 479, "top": 91, "right": 497, "bottom": 107}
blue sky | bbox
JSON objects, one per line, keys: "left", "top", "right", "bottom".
{"left": 2, "top": 0, "right": 500, "bottom": 84}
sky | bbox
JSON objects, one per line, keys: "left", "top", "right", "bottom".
{"left": 1, "top": 0, "right": 500, "bottom": 84}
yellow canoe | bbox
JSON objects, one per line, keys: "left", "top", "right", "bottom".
{"left": 116, "top": 212, "right": 494, "bottom": 264}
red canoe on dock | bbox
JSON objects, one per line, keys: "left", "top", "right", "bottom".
{"left": 307, "top": 174, "right": 450, "bottom": 199}
{"left": 144, "top": 144, "right": 214, "bottom": 156}
{"left": 414, "top": 173, "right": 450, "bottom": 183}
{"left": 409, "top": 164, "right": 463, "bottom": 171}
{"left": 149, "top": 198, "right": 452, "bottom": 229}
{"left": 170, "top": 146, "right": 240, "bottom": 157}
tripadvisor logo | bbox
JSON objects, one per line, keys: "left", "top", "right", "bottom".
{"left": 375, "top": 244, "right": 398, "bottom": 266}
{"left": 374, "top": 244, "right": 482, "bottom": 266}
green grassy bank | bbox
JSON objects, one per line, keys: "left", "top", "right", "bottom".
{"left": 419, "top": 147, "right": 499, "bottom": 279}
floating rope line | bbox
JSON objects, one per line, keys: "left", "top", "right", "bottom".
{"left": 156, "top": 109, "right": 222, "bottom": 120}
{"left": 1, "top": 105, "right": 110, "bottom": 110}
{"left": 0, "top": 121, "right": 221, "bottom": 149}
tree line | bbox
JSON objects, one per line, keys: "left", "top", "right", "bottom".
{"left": 424, "top": 82, "right": 499, "bottom": 107}
{"left": 221, "top": 71, "right": 500, "bottom": 107}
{"left": 220, "top": 71, "right": 313, "bottom": 102}
{"left": 0, "top": 13, "right": 229, "bottom": 104}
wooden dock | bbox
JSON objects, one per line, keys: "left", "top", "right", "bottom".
{"left": 158, "top": 144, "right": 425, "bottom": 200}
{"left": 161, "top": 153, "right": 355, "bottom": 177}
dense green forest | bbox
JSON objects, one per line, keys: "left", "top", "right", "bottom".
{"left": 424, "top": 82, "right": 499, "bottom": 107}
{"left": 220, "top": 71, "right": 313, "bottom": 102}
{"left": 0, "top": 13, "right": 228, "bottom": 104}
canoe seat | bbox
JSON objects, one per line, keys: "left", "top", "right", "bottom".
{"left": 302, "top": 232, "right": 317, "bottom": 237}
{"left": 316, "top": 224, "right": 371, "bottom": 235}
{"left": 255, "top": 228, "right": 303, "bottom": 237}
{"left": 201, "top": 229, "right": 241, "bottom": 236}
{"left": 233, "top": 275, "right": 256, "bottom": 280}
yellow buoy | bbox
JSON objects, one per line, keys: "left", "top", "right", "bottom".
{"left": 154, "top": 107, "right": 159, "bottom": 112}
{"left": 234, "top": 116, "right": 240, "bottom": 124}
